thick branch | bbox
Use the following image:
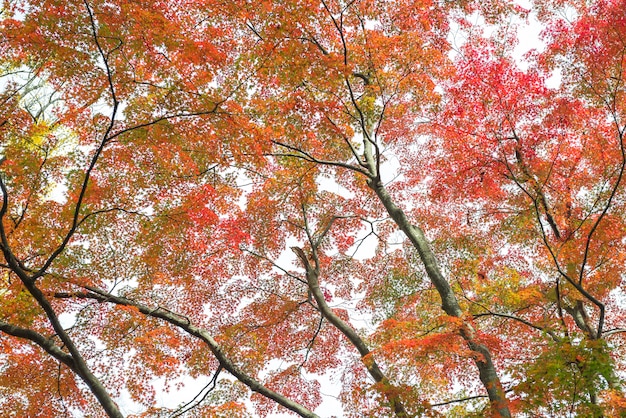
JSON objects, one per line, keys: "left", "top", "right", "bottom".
{"left": 291, "top": 246, "right": 409, "bottom": 418}
{"left": 19, "top": 280, "right": 123, "bottom": 418}
{"left": 366, "top": 179, "right": 511, "bottom": 417}
{"left": 59, "top": 288, "right": 320, "bottom": 418}
{"left": 0, "top": 320, "right": 76, "bottom": 371}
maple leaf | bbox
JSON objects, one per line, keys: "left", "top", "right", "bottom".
{"left": 2, "top": 1, "right": 626, "bottom": 417}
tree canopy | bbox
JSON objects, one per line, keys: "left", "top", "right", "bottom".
{"left": 1, "top": 0, "right": 626, "bottom": 416}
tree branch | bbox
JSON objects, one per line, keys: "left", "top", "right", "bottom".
{"left": 57, "top": 287, "right": 320, "bottom": 418}
{"left": 292, "top": 246, "right": 409, "bottom": 418}
{"left": 0, "top": 320, "right": 76, "bottom": 371}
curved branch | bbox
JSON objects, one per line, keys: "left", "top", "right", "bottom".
{"left": 300, "top": 316, "right": 324, "bottom": 367}
{"left": 243, "top": 248, "right": 307, "bottom": 285}
{"left": 320, "top": 0, "right": 349, "bottom": 66}
{"left": 0, "top": 171, "right": 18, "bottom": 269}
{"left": 0, "top": 170, "right": 120, "bottom": 415}
{"left": 0, "top": 320, "right": 76, "bottom": 371}
{"left": 169, "top": 365, "right": 223, "bottom": 418}
{"left": 577, "top": 128, "right": 625, "bottom": 305}
{"left": 604, "top": 328, "right": 626, "bottom": 338}
{"left": 19, "top": 280, "right": 123, "bottom": 418}
{"left": 291, "top": 246, "right": 409, "bottom": 417}
{"left": 473, "top": 311, "right": 560, "bottom": 342}
{"left": 344, "top": 77, "right": 380, "bottom": 178}
{"left": 323, "top": 114, "right": 368, "bottom": 168}
{"left": 107, "top": 106, "right": 221, "bottom": 143}
{"left": 59, "top": 287, "right": 320, "bottom": 418}
{"left": 271, "top": 140, "right": 369, "bottom": 175}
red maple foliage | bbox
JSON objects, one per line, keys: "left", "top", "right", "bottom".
{"left": 1, "top": 0, "right": 626, "bottom": 416}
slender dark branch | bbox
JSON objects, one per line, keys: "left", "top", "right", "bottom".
{"left": 503, "top": 150, "right": 575, "bottom": 290}
{"left": 0, "top": 169, "right": 12, "bottom": 255}
{"left": 578, "top": 129, "right": 625, "bottom": 293}
{"left": 320, "top": 0, "right": 348, "bottom": 66}
{"left": 84, "top": 0, "right": 118, "bottom": 107}
{"left": 107, "top": 106, "right": 221, "bottom": 142}
{"left": 323, "top": 114, "right": 367, "bottom": 168}
{"left": 569, "top": 184, "right": 606, "bottom": 238}
{"left": 341, "top": 0, "right": 358, "bottom": 13}
{"left": 300, "top": 316, "right": 324, "bottom": 367}
{"left": 0, "top": 168, "right": 30, "bottom": 280}
{"left": 430, "top": 393, "right": 488, "bottom": 408}
{"left": 57, "top": 362, "right": 70, "bottom": 417}
{"left": 344, "top": 77, "right": 372, "bottom": 145}
{"left": 76, "top": 207, "right": 149, "bottom": 229}
{"left": 508, "top": 126, "right": 561, "bottom": 240}
{"left": 313, "top": 215, "right": 352, "bottom": 249}
{"left": 306, "top": 35, "right": 329, "bottom": 56}
{"left": 271, "top": 141, "right": 368, "bottom": 175}
{"left": 32, "top": 138, "right": 112, "bottom": 279}
{"left": 373, "top": 94, "right": 390, "bottom": 143}
{"left": 349, "top": 220, "right": 384, "bottom": 257}
{"left": 242, "top": 248, "right": 307, "bottom": 284}
{"left": 526, "top": 196, "right": 603, "bottom": 322}
{"left": 473, "top": 311, "right": 560, "bottom": 342}
{"left": 245, "top": 21, "right": 264, "bottom": 41}
{"left": 33, "top": 0, "right": 122, "bottom": 280}
{"left": 499, "top": 153, "right": 567, "bottom": 290}
{"left": 169, "top": 365, "right": 223, "bottom": 418}
{"left": 301, "top": 204, "right": 316, "bottom": 254}
{"left": 513, "top": 159, "right": 607, "bottom": 339}
{"left": 344, "top": 77, "right": 382, "bottom": 180}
